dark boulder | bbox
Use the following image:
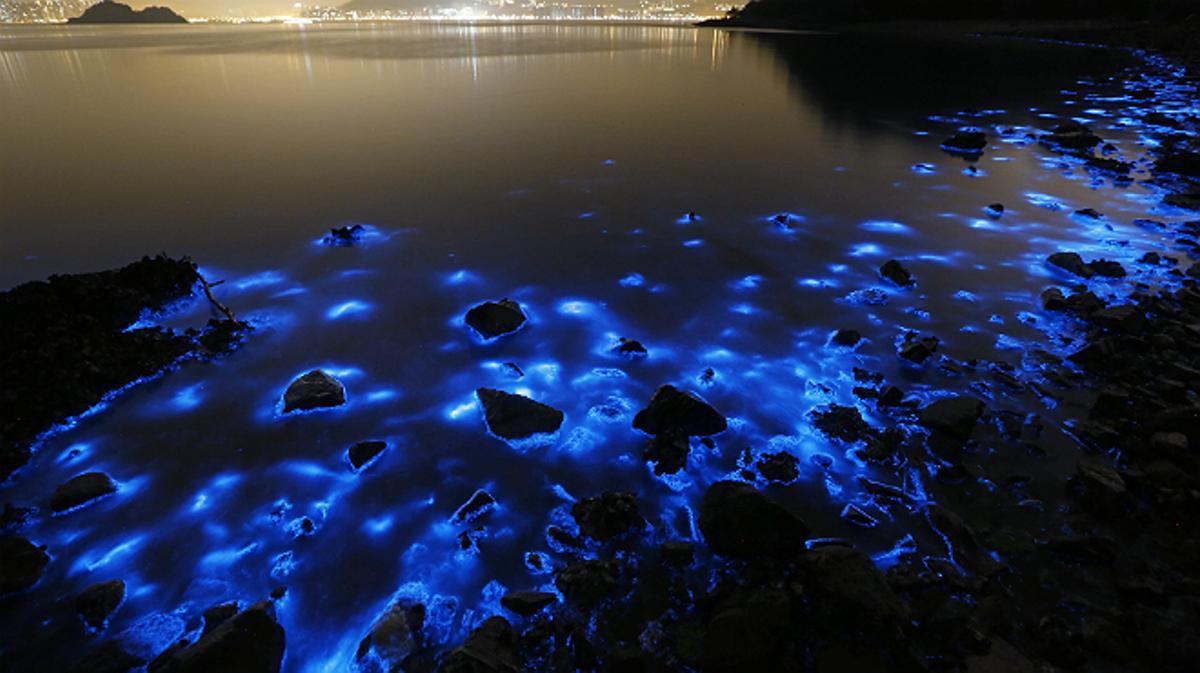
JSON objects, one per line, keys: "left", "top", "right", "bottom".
{"left": 555, "top": 559, "right": 622, "bottom": 608}
{"left": 698, "top": 481, "right": 808, "bottom": 560}
{"left": 153, "top": 601, "right": 284, "bottom": 673}
{"left": 701, "top": 588, "right": 794, "bottom": 673}
{"left": 465, "top": 300, "right": 526, "bottom": 340}
{"left": 898, "top": 332, "right": 940, "bottom": 363}
{"left": 1048, "top": 252, "right": 1093, "bottom": 278}
{"left": 942, "top": 129, "right": 988, "bottom": 155}
{"left": 0, "top": 535, "right": 49, "bottom": 594}
{"left": 612, "top": 338, "right": 648, "bottom": 359}
{"left": 985, "top": 203, "right": 1005, "bottom": 218}
{"left": 347, "top": 440, "right": 388, "bottom": 471}
{"left": 571, "top": 492, "right": 643, "bottom": 541}
{"left": 203, "top": 602, "right": 238, "bottom": 635}
{"left": 50, "top": 472, "right": 117, "bottom": 513}
{"left": 1087, "top": 259, "right": 1126, "bottom": 278}
{"left": 77, "top": 580, "right": 126, "bottom": 629}
{"left": 441, "top": 617, "right": 518, "bottom": 673}
{"left": 476, "top": 388, "right": 563, "bottom": 440}
{"left": 661, "top": 540, "right": 695, "bottom": 567}
{"left": 1155, "top": 151, "right": 1200, "bottom": 179}
{"left": 282, "top": 370, "right": 346, "bottom": 413}
{"left": 1042, "top": 122, "right": 1102, "bottom": 151}
{"left": 324, "top": 224, "right": 365, "bottom": 245}
{"left": 451, "top": 490, "right": 497, "bottom": 526}
{"left": 1070, "top": 460, "right": 1130, "bottom": 516}
{"left": 879, "top": 259, "right": 915, "bottom": 287}
{"left": 632, "top": 385, "right": 726, "bottom": 437}
{"left": 643, "top": 430, "right": 690, "bottom": 475}
{"left": 799, "top": 545, "right": 907, "bottom": 636}
{"left": 499, "top": 591, "right": 556, "bottom": 617}
{"left": 756, "top": 451, "right": 799, "bottom": 483}
{"left": 918, "top": 396, "right": 984, "bottom": 441}
{"left": 811, "top": 404, "right": 873, "bottom": 443}
{"left": 355, "top": 599, "right": 424, "bottom": 672}
{"left": 831, "top": 329, "right": 861, "bottom": 347}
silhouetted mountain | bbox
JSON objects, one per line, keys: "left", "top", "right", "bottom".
{"left": 67, "top": 1, "right": 187, "bottom": 24}
{"left": 706, "top": 0, "right": 1197, "bottom": 26}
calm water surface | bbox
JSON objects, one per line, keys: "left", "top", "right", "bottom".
{"left": 0, "top": 22, "right": 1169, "bottom": 672}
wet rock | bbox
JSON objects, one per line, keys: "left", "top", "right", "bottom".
{"left": 0, "top": 535, "right": 49, "bottom": 594}
{"left": 701, "top": 587, "right": 794, "bottom": 673}
{"left": 800, "top": 545, "right": 907, "bottom": 636}
{"left": 450, "top": 490, "right": 497, "bottom": 526}
{"left": 202, "top": 602, "right": 238, "bottom": 635}
{"left": 643, "top": 430, "right": 689, "bottom": 475}
{"left": 1087, "top": 259, "right": 1126, "bottom": 278}
{"left": 499, "top": 591, "right": 556, "bottom": 617}
{"left": 1042, "top": 122, "right": 1102, "bottom": 151}
{"left": 877, "top": 385, "right": 906, "bottom": 407}
{"left": 282, "top": 370, "right": 346, "bottom": 413}
{"left": 840, "top": 504, "right": 878, "bottom": 528}
{"left": 476, "top": 388, "right": 564, "bottom": 440}
{"left": 942, "top": 128, "right": 987, "bottom": 155}
{"left": 811, "top": 404, "right": 872, "bottom": 443}
{"left": 1071, "top": 460, "right": 1130, "bottom": 516}
{"left": 71, "top": 641, "right": 145, "bottom": 673}
{"left": 632, "top": 385, "right": 726, "bottom": 437}
{"left": 963, "top": 638, "right": 1037, "bottom": 673}
{"left": 1043, "top": 535, "right": 1120, "bottom": 563}
{"left": 612, "top": 338, "right": 647, "bottom": 359}
{"left": 324, "top": 224, "right": 364, "bottom": 245}
{"left": 154, "top": 601, "right": 284, "bottom": 673}
{"left": 464, "top": 299, "right": 526, "bottom": 340}
{"left": 1091, "top": 304, "right": 1145, "bottom": 333}
{"left": 879, "top": 259, "right": 915, "bottom": 287}
{"left": 571, "top": 492, "right": 643, "bottom": 541}
{"left": 346, "top": 440, "right": 388, "bottom": 471}
{"left": 899, "top": 331, "right": 940, "bottom": 363}
{"left": 1075, "top": 208, "right": 1104, "bottom": 219}
{"left": 661, "top": 540, "right": 695, "bottom": 567}
{"left": 918, "top": 396, "right": 984, "bottom": 441}
{"left": 831, "top": 329, "right": 861, "bottom": 347}
{"left": 1155, "top": 150, "right": 1200, "bottom": 179}
{"left": 698, "top": 481, "right": 808, "bottom": 560}
{"left": 555, "top": 559, "right": 621, "bottom": 608}
{"left": 985, "top": 203, "right": 1005, "bottom": 218}
{"left": 442, "top": 616, "right": 518, "bottom": 673}
{"left": 755, "top": 451, "right": 799, "bottom": 483}
{"left": 1048, "top": 252, "right": 1093, "bottom": 278}
{"left": 1041, "top": 288, "right": 1068, "bottom": 311}
{"left": 77, "top": 580, "right": 126, "bottom": 629}
{"left": 50, "top": 471, "right": 117, "bottom": 513}
{"left": 1165, "top": 188, "right": 1200, "bottom": 211}
{"left": 355, "top": 599, "right": 424, "bottom": 672}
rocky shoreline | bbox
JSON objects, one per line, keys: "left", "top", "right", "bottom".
{"left": 2, "top": 35, "right": 1200, "bottom": 673}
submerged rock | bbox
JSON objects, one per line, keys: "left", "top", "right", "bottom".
{"left": 50, "top": 472, "right": 117, "bottom": 513}
{"left": 354, "top": 599, "right": 424, "bottom": 673}
{"left": 499, "top": 591, "right": 556, "bottom": 617}
{"left": 1042, "top": 122, "right": 1102, "bottom": 151}
{"left": 465, "top": 299, "right": 526, "bottom": 340}
{"left": 571, "top": 492, "right": 643, "bottom": 541}
{"left": 985, "top": 203, "right": 1005, "bottom": 218}
{"left": 476, "top": 388, "right": 564, "bottom": 440}
{"left": 632, "top": 385, "right": 726, "bottom": 437}
{"left": 451, "top": 489, "right": 497, "bottom": 526}
{"left": 918, "top": 396, "right": 984, "bottom": 441}
{"left": 282, "top": 370, "right": 346, "bottom": 413}
{"left": 831, "top": 329, "right": 862, "bottom": 347}
{"left": 756, "top": 451, "right": 799, "bottom": 483}
{"left": 153, "top": 601, "right": 284, "bottom": 673}
{"left": 346, "top": 440, "right": 388, "bottom": 471}
{"left": 77, "top": 580, "right": 126, "bottom": 629}
{"left": 643, "top": 430, "right": 690, "bottom": 475}
{"left": 942, "top": 128, "right": 988, "bottom": 155}
{"left": 0, "top": 535, "right": 49, "bottom": 594}
{"left": 612, "top": 337, "right": 648, "bottom": 359}
{"left": 442, "top": 616, "right": 518, "bottom": 673}
{"left": 899, "top": 332, "right": 940, "bottom": 363}
{"left": 879, "top": 259, "right": 915, "bottom": 287}
{"left": 698, "top": 481, "right": 808, "bottom": 560}
{"left": 811, "top": 404, "right": 873, "bottom": 443}
{"left": 324, "top": 224, "right": 365, "bottom": 245}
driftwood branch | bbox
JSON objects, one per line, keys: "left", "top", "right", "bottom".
{"left": 196, "top": 271, "right": 238, "bottom": 322}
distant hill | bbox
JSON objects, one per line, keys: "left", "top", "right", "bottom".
{"left": 67, "top": 1, "right": 188, "bottom": 24}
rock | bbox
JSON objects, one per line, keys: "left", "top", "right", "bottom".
{"left": 841, "top": 504, "right": 877, "bottom": 528}
{"left": 1041, "top": 288, "right": 1068, "bottom": 311}
{"left": 1086, "top": 259, "right": 1126, "bottom": 278}
{"left": 1048, "top": 252, "right": 1093, "bottom": 278}
{"left": 698, "top": 481, "right": 808, "bottom": 560}
{"left": 451, "top": 490, "right": 497, "bottom": 526}
{"left": 643, "top": 430, "right": 690, "bottom": 475}
{"left": 1155, "top": 151, "right": 1200, "bottom": 179}
{"left": 572, "top": 492, "right": 643, "bottom": 541}
{"left": 613, "top": 338, "right": 647, "bottom": 358}
{"left": 918, "top": 396, "right": 984, "bottom": 441}
{"left": 811, "top": 404, "right": 872, "bottom": 443}
{"left": 71, "top": 641, "right": 144, "bottom": 673}
{"left": 324, "top": 224, "right": 364, "bottom": 245}
{"left": 985, "top": 203, "right": 1005, "bottom": 218}
{"left": 661, "top": 541, "right": 695, "bottom": 567}
{"left": 632, "top": 385, "right": 726, "bottom": 437}
{"left": 499, "top": 591, "right": 556, "bottom": 617}
{"left": 282, "top": 370, "right": 346, "bottom": 413}
{"left": 1075, "top": 208, "right": 1104, "bottom": 219}
{"left": 355, "top": 599, "right": 424, "bottom": 672}
{"left": 963, "top": 637, "right": 1037, "bottom": 673}
{"left": 1091, "top": 305, "right": 1145, "bottom": 333}
{"left": 942, "top": 128, "right": 988, "bottom": 155}
{"left": 799, "top": 545, "right": 907, "bottom": 635}
{"left": 1065, "top": 290, "right": 1105, "bottom": 315}
{"left": 1165, "top": 188, "right": 1200, "bottom": 211}
{"left": 202, "top": 602, "right": 238, "bottom": 635}
{"left": 50, "top": 472, "right": 117, "bottom": 513}
{"left": 899, "top": 332, "right": 940, "bottom": 363}
{"left": 701, "top": 587, "right": 793, "bottom": 673}
{"left": 877, "top": 385, "right": 905, "bottom": 407}
{"left": 77, "top": 580, "right": 126, "bottom": 628}
{"left": 879, "top": 259, "right": 914, "bottom": 287}
{"left": 442, "top": 616, "right": 518, "bottom": 673}
{"left": 831, "top": 329, "right": 861, "bottom": 347}
{"left": 1071, "top": 460, "right": 1130, "bottom": 515}
{"left": 1042, "top": 122, "right": 1102, "bottom": 151}
{"left": 756, "top": 451, "right": 799, "bottom": 483}
{"left": 153, "top": 601, "right": 284, "bottom": 673}
{"left": 476, "top": 388, "right": 564, "bottom": 440}
{"left": 0, "top": 535, "right": 49, "bottom": 594}
{"left": 555, "top": 559, "right": 621, "bottom": 608}
{"left": 464, "top": 299, "right": 526, "bottom": 340}
{"left": 346, "top": 440, "right": 387, "bottom": 471}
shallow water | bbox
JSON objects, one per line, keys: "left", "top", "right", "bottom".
{"left": 0, "top": 21, "right": 1189, "bottom": 672}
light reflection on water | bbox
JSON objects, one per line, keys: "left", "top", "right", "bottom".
{"left": 0, "top": 21, "right": 1185, "bottom": 672}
